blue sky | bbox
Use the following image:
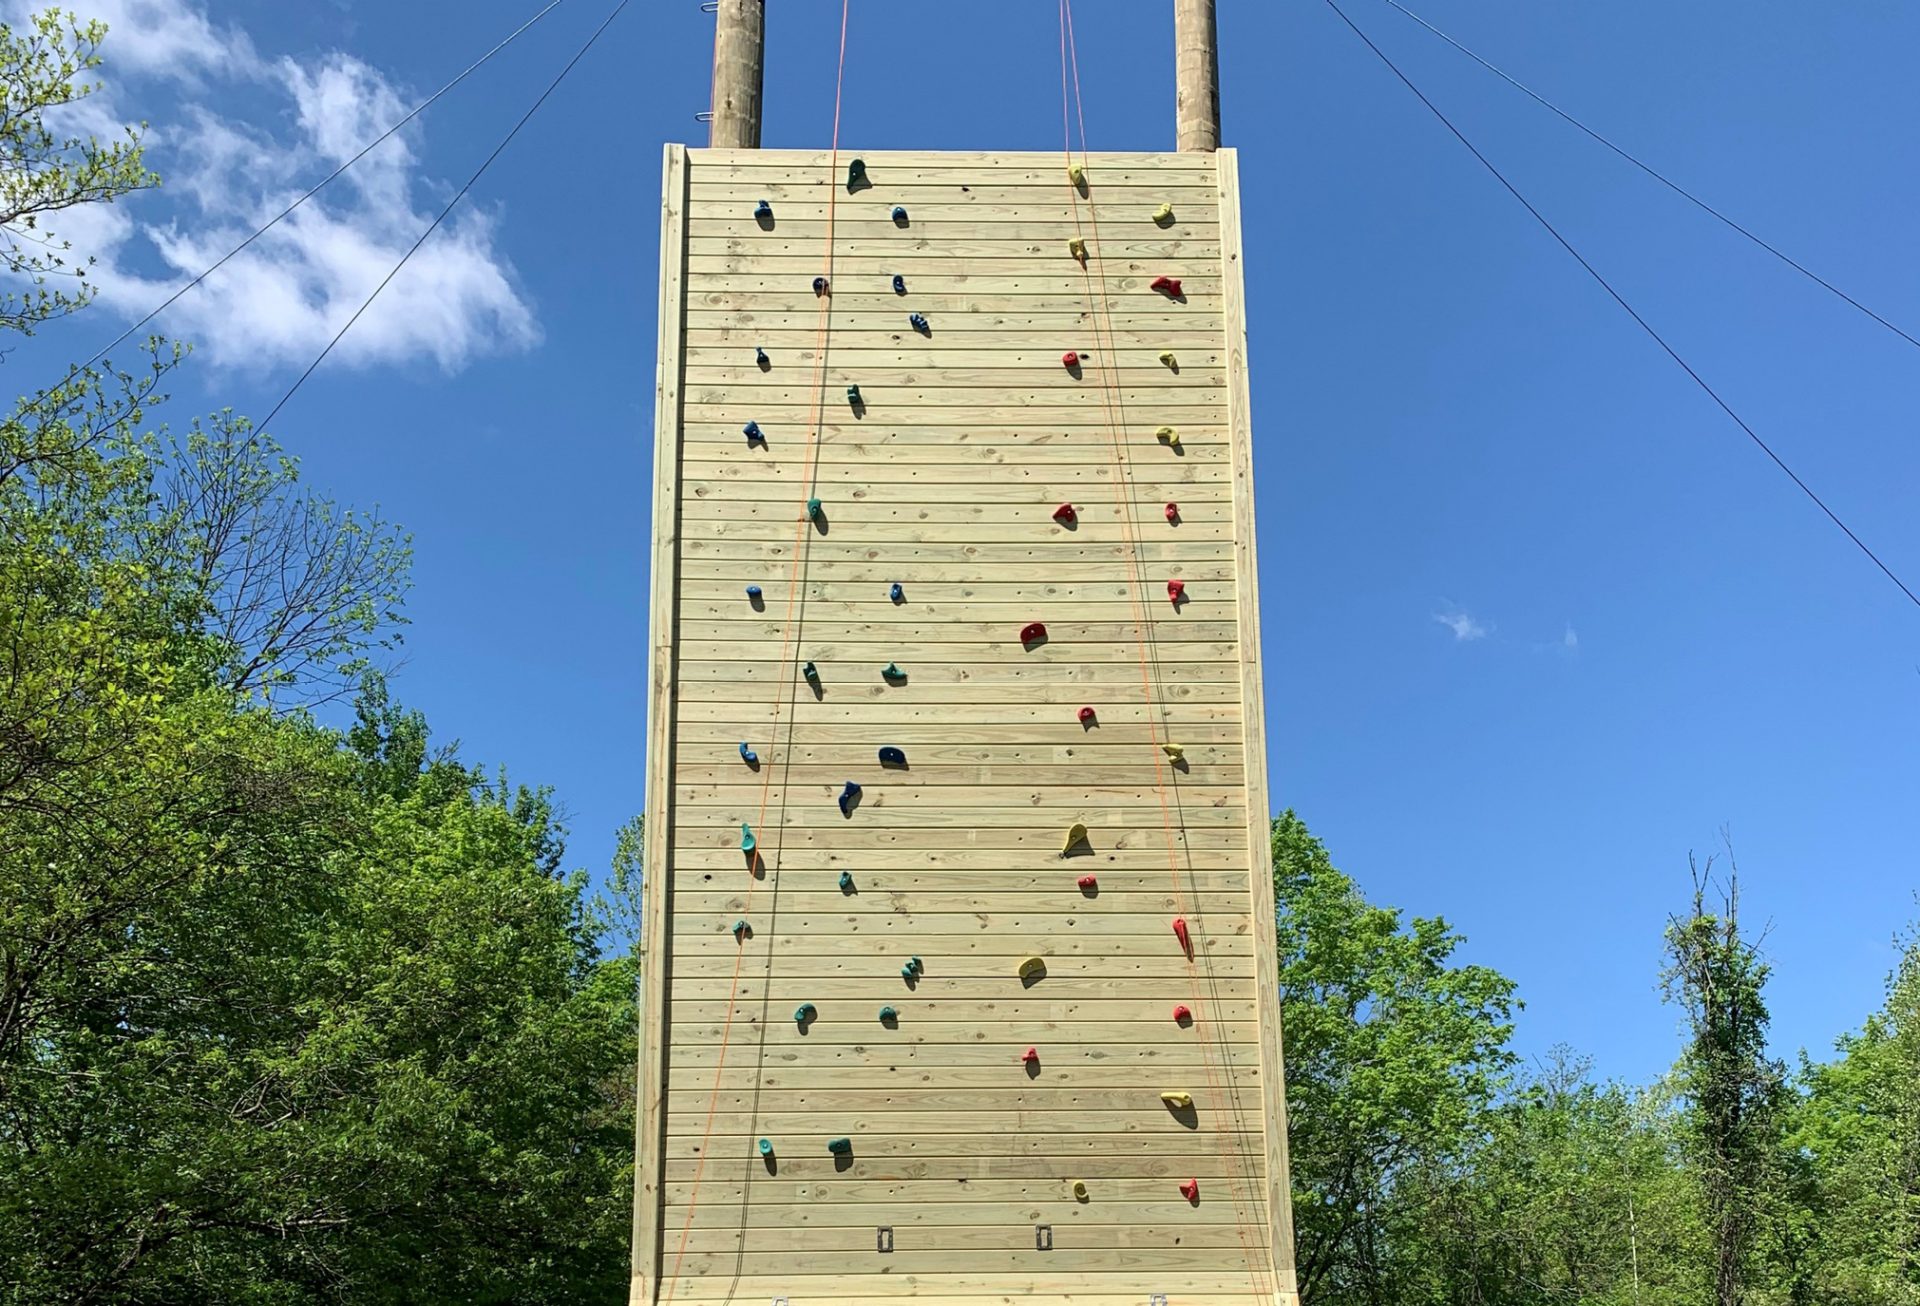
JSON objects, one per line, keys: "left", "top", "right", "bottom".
{"left": 13, "top": 0, "right": 1919, "bottom": 1088}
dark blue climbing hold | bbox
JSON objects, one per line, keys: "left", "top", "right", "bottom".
{"left": 846, "top": 158, "right": 867, "bottom": 190}
{"left": 838, "top": 780, "right": 862, "bottom": 816}
{"left": 892, "top": 274, "right": 906, "bottom": 295}
{"left": 909, "top": 312, "right": 929, "bottom": 334}
{"left": 743, "top": 420, "right": 763, "bottom": 444}
{"left": 754, "top": 199, "right": 772, "bottom": 221}
{"left": 746, "top": 585, "right": 762, "bottom": 601}
{"left": 891, "top": 205, "right": 908, "bottom": 224}
{"left": 802, "top": 661, "right": 820, "bottom": 683}
{"left": 839, "top": 871, "right": 854, "bottom": 891}
{"left": 755, "top": 347, "right": 769, "bottom": 366}
{"left": 846, "top": 384, "right": 862, "bottom": 406}
{"left": 813, "top": 276, "right": 829, "bottom": 296}
{"left": 889, "top": 582, "right": 905, "bottom": 603}
{"left": 878, "top": 746, "right": 906, "bottom": 767}
{"left": 739, "top": 741, "right": 758, "bottom": 765}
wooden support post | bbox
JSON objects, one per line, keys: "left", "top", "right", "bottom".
{"left": 708, "top": 0, "right": 765, "bottom": 149}
{"left": 1175, "top": 0, "right": 1221, "bottom": 152}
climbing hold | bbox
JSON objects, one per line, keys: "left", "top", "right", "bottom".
{"left": 846, "top": 158, "right": 867, "bottom": 190}
{"left": 1077, "top": 706, "right": 1096, "bottom": 725}
{"left": 878, "top": 1005, "right": 898, "bottom": 1022}
{"left": 1180, "top": 1179, "right": 1200, "bottom": 1203}
{"left": 1061, "top": 350, "right": 1080, "bottom": 369}
{"left": 1020, "top": 621, "right": 1047, "bottom": 645}
{"left": 741, "top": 823, "right": 757, "bottom": 853}
{"left": 802, "top": 661, "right": 820, "bottom": 683}
{"left": 827, "top": 1137, "right": 853, "bottom": 1154}
{"left": 755, "top": 346, "right": 769, "bottom": 366}
{"left": 889, "top": 582, "right": 905, "bottom": 603}
{"left": 1067, "top": 162, "right": 1086, "bottom": 189}
{"left": 1017, "top": 956, "right": 1046, "bottom": 982}
{"left": 1160, "top": 1091, "right": 1193, "bottom": 1109}
{"left": 1172, "top": 917, "right": 1192, "bottom": 957}
{"left": 891, "top": 205, "right": 908, "bottom": 224}
{"left": 1167, "top": 578, "right": 1185, "bottom": 604}
{"left": 1156, "top": 426, "right": 1181, "bottom": 447}
{"left": 758, "top": 1138, "right": 774, "bottom": 1157}
{"left": 909, "top": 312, "right": 929, "bottom": 333}
{"left": 754, "top": 199, "right": 773, "bottom": 221}
{"left": 731, "top": 918, "right": 749, "bottom": 939}
{"left": 878, "top": 745, "right": 907, "bottom": 767}
{"left": 1150, "top": 275, "right": 1183, "bottom": 297}
{"left": 1164, "top": 502, "right": 1179, "bottom": 523}
{"left": 739, "top": 741, "right": 759, "bottom": 765}
{"left": 743, "top": 419, "right": 764, "bottom": 444}
{"left": 1061, "top": 822, "right": 1089, "bottom": 855}
{"left": 1173, "top": 1004, "right": 1192, "bottom": 1023}
{"left": 1067, "top": 236, "right": 1087, "bottom": 262}
{"left": 794, "top": 1003, "right": 817, "bottom": 1024}
{"left": 1020, "top": 1046, "right": 1039, "bottom": 1065}
{"left": 746, "top": 584, "right": 763, "bottom": 601}
{"left": 901, "top": 956, "right": 924, "bottom": 982}
{"left": 808, "top": 496, "right": 824, "bottom": 521}
{"left": 1158, "top": 350, "right": 1177, "bottom": 367}
{"left": 838, "top": 780, "right": 862, "bottom": 816}
{"left": 1152, "top": 202, "right": 1175, "bottom": 224}
{"left": 1072, "top": 1180, "right": 1089, "bottom": 1201}
{"left": 1052, "top": 503, "right": 1077, "bottom": 524}
{"left": 1077, "top": 874, "right": 1098, "bottom": 892}
{"left": 882, "top": 662, "right": 905, "bottom": 681}
{"left": 839, "top": 871, "right": 854, "bottom": 892}
{"left": 892, "top": 274, "right": 906, "bottom": 295}
{"left": 813, "top": 275, "right": 830, "bottom": 296}
{"left": 1161, "top": 742, "right": 1185, "bottom": 762}
{"left": 846, "top": 384, "right": 862, "bottom": 406}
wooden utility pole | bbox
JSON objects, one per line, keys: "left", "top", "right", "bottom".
{"left": 708, "top": 0, "right": 765, "bottom": 149}
{"left": 1174, "top": 0, "right": 1221, "bottom": 151}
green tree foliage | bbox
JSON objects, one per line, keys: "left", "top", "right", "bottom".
{"left": 0, "top": 8, "right": 156, "bottom": 337}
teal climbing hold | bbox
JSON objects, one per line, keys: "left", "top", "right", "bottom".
{"left": 882, "top": 662, "right": 905, "bottom": 681}
{"left": 740, "top": 823, "right": 756, "bottom": 853}
{"left": 802, "top": 661, "right": 819, "bottom": 683}
{"left": 731, "top": 918, "right": 748, "bottom": 939}
{"left": 794, "top": 1002, "right": 817, "bottom": 1024}
{"left": 846, "top": 384, "right": 863, "bottom": 406}
{"left": 839, "top": 871, "right": 854, "bottom": 891}
{"left": 758, "top": 1138, "right": 774, "bottom": 1157}
{"left": 879, "top": 1006, "right": 898, "bottom": 1022}
{"left": 827, "top": 1137, "right": 852, "bottom": 1154}
{"left": 909, "top": 956, "right": 923, "bottom": 973}
{"left": 808, "top": 496, "right": 823, "bottom": 521}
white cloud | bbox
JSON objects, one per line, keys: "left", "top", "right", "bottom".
{"left": 1434, "top": 608, "right": 1489, "bottom": 642}
{"left": 1562, "top": 624, "right": 1579, "bottom": 650}
{"left": 11, "top": 0, "right": 538, "bottom": 373}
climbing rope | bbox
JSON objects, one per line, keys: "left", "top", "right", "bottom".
{"left": 1058, "top": 2, "right": 1277, "bottom": 1295}
{"left": 658, "top": 2, "right": 853, "bottom": 1297}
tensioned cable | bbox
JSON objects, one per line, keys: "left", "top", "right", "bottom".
{"left": 1326, "top": 0, "right": 1920, "bottom": 613}
{"left": 34, "top": 0, "right": 570, "bottom": 400}
{"left": 251, "top": 0, "right": 629, "bottom": 439}
{"left": 1376, "top": 0, "right": 1920, "bottom": 355}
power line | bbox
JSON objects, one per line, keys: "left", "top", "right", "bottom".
{"left": 254, "top": 0, "right": 630, "bottom": 437}
{"left": 1376, "top": 0, "right": 1920, "bottom": 355}
{"left": 36, "top": 0, "right": 570, "bottom": 399}
{"left": 1323, "top": 0, "right": 1920, "bottom": 613}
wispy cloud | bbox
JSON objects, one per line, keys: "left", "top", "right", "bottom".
{"left": 13, "top": 0, "right": 538, "bottom": 373}
{"left": 1433, "top": 607, "right": 1489, "bottom": 642}
{"left": 1562, "top": 623, "right": 1579, "bottom": 651}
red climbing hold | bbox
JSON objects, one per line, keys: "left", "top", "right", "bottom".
{"left": 1077, "top": 706, "right": 1096, "bottom": 724}
{"left": 1173, "top": 1004, "right": 1192, "bottom": 1023}
{"left": 1077, "top": 874, "right": 1098, "bottom": 892}
{"left": 1020, "top": 622, "right": 1047, "bottom": 645}
{"left": 1180, "top": 1179, "right": 1200, "bottom": 1203}
{"left": 1167, "top": 578, "right": 1185, "bottom": 604}
{"left": 1052, "top": 503, "right": 1077, "bottom": 524}
{"left": 1165, "top": 502, "right": 1179, "bottom": 523}
{"left": 1151, "top": 275, "right": 1183, "bottom": 298}
{"left": 1061, "top": 350, "right": 1080, "bottom": 369}
{"left": 1172, "top": 917, "right": 1192, "bottom": 957}
{"left": 1021, "top": 1046, "right": 1039, "bottom": 1065}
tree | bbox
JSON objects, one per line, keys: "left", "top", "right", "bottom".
{"left": 0, "top": 8, "right": 156, "bottom": 339}
{"left": 1663, "top": 851, "right": 1786, "bottom": 1306}
{"left": 1271, "top": 812, "right": 1520, "bottom": 1304}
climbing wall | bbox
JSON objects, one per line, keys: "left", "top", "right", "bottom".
{"left": 634, "top": 147, "right": 1297, "bottom": 1306}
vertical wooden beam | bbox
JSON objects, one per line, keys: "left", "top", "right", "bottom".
{"left": 709, "top": 0, "right": 765, "bottom": 149}
{"left": 1175, "top": 0, "right": 1221, "bottom": 152}
{"left": 629, "top": 142, "right": 690, "bottom": 1306}
{"left": 1218, "top": 146, "right": 1301, "bottom": 1306}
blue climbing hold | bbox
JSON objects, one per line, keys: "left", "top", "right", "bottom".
{"left": 755, "top": 346, "right": 769, "bottom": 366}
{"left": 813, "top": 275, "right": 829, "bottom": 296}
{"left": 909, "top": 312, "right": 929, "bottom": 333}
{"left": 892, "top": 274, "right": 906, "bottom": 295}
{"left": 739, "top": 741, "right": 758, "bottom": 765}
{"left": 743, "top": 420, "right": 763, "bottom": 444}
{"left": 878, "top": 746, "right": 907, "bottom": 767}
{"left": 846, "top": 158, "right": 867, "bottom": 190}
{"left": 839, "top": 871, "right": 854, "bottom": 891}
{"left": 754, "top": 199, "right": 772, "bottom": 221}
{"left": 746, "top": 585, "right": 762, "bottom": 601}
{"left": 889, "top": 582, "right": 905, "bottom": 603}
{"left": 802, "top": 660, "right": 819, "bottom": 682}
{"left": 891, "top": 205, "right": 908, "bottom": 224}
{"left": 838, "top": 780, "right": 862, "bottom": 816}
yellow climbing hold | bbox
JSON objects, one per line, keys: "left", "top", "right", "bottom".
{"left": 1156, "top": 426, "right": 1180, "bottom": 447}
{"left": 1017, "top": 956, "right": 1047, "bottom": 982}
{"left": 1072, "top": 1180, "right": 1089, "bottom": 1201}
{"left": 1160, "top": 1091, "right": 1194, "bottom": 1109}
{"left": 1067, "top": 237, "right": 1087, "bottom": 262}
{"left": 1158, "top": 350, "right": 1177, "bottom": 367}
{"left": 1152, "top": 202, "right": 1175, "bottom": 223}
{"left": 1061, "top": 821, "right": 1089, "bottom": 854}
{"left": 1068, "top": 162, "right": 1087, "bottom": 190}
{"left": 1161, "top": 742, "right": 1185, "bottom": 762}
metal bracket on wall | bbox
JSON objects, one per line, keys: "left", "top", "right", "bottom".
{"left": 1035, "top": 1224, "right": 1054, "bottom": 1251}
{"left": 876, "top": 1227, "right": 894, "bottom": 1254}
{"left": 1150, "top": 1295, "right": 1170, "bottom": 1306}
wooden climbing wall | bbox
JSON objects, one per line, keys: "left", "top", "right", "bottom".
{"left": 634, "top": 147, "right": 1298, "bottom": 1306}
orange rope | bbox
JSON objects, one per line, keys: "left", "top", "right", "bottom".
{"left": 1058, "top": 3, "right": 1276, "bottom": 1296}
{"left": 659, "top": 3, "right": 852, "bottom": 1297}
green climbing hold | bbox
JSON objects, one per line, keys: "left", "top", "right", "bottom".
{"left": 827, "top": 1137, "right": 852, "bottom": 1154}
{"left": 794, "top": 1002, "right": 817, "bottom": 1024}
